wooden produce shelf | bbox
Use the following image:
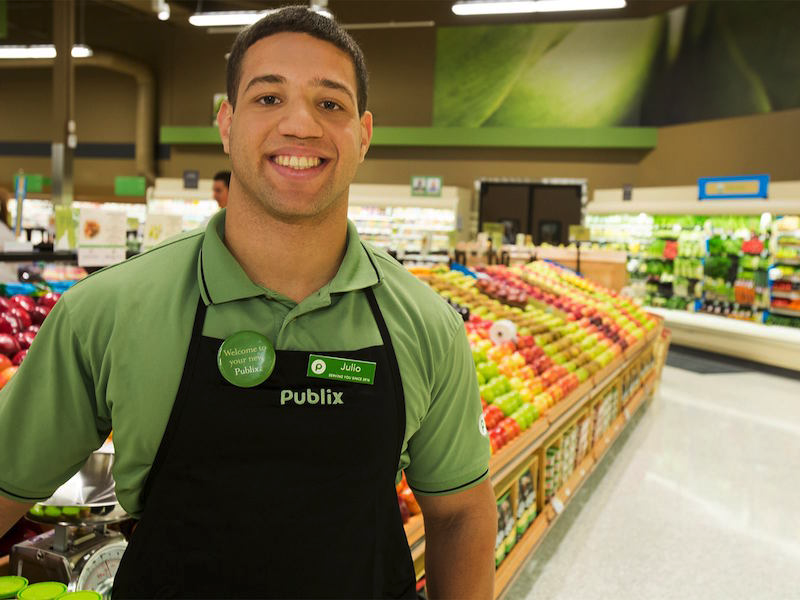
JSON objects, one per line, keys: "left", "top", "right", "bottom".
{"left": 493, "top": 513, "right": 549, "bottom": 595}
{"left": 409, "top": 322, "right": 664, "bottom": 594}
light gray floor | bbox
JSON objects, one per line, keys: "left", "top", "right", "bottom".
{"left": 504, "top": 363, "right": 800, "bottom": 600}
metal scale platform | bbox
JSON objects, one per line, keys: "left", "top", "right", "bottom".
{"left": 11, "top": 445, "right": 129, "bottom": 599}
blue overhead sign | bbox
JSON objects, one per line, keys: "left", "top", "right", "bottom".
{"left": 698, "top": 175, "right": 769, "bottom": 200}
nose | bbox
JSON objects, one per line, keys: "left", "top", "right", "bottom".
{"left": 276, "top": 100, "right": 324, "bottom": 139}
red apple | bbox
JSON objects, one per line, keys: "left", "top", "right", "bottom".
{"left": 12, "top": 350, "right": 27, "bottom": 366}
{"left": 0, "top": 334, "right": 21, "bottom": 358}
{"left": 0, "top": 297, "right": 9, "bottom": 312}
{"left": 15, "top": 330, "right": 36, "bottom": 350}
{"left": 9, "top": 295, "right": 36, "bottom": 314}
{"left": 30, "top": 305, "right": 51, "bottom": 325}
{"left": 0, "top": 313, "right": 21, "bottom": 335}
{"left": 38, "top": 292, "right": 61, "bottom": 308}
{"left": 8, "top": 307, "right": 31, "bottom": 330}
{"left": 26, "top": 324, "right": 40, "bottom": 334}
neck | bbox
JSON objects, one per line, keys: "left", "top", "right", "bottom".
{"left": 224, "top": 196, "right": 348, "bottom": 304}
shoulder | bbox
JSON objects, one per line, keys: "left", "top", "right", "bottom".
{"left": 367, "top": 244, "right": 462, "bottom": 351}
{"left": 61, "top": 229, "right": 203, "bottom": 324}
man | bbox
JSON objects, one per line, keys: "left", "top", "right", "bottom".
{"left": 212, "top": 170, "right": 230, "bottom": 208}
{"left": 0, "top": 7, "right": 495, "bottom": 598}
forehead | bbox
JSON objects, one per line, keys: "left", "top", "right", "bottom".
{"left": 239, "top": 32, "right": 357, "bottom": 93}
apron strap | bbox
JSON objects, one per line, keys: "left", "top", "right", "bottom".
{"left": 140, "top": 294, "right": 207, "bottom": 504}
{"left": 364, "top": 286, "right": 407, "bottom": 471}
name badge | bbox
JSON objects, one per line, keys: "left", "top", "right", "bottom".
{"left": 307, "top": 354, "right": 376, "bottom": 385}
{"left": 218, "top": 331, "right": 275, "bottom": 388}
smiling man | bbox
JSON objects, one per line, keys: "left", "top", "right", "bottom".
{"left": 0, "top": 6, "right": 495, "bottom": 598}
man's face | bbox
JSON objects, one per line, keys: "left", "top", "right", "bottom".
{"left": 212, "top": 180, "right": 229, "bottom": 208}
{"left": 218, "top": 32, "right": 372, "bottom": 222}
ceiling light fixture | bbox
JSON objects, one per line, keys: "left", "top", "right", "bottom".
{"left": 158, "top": 2, "right": 171, "bottom": 21}
{"left": 0, "top": 44, "right": 94, "bottom": 59}
{"left": 189, "top": 4, "right": 333, "bottom": 28}
{"left": 188, "top": 10, "right": 270, "bottom": 27}
{"left": 452, "top": 0, "right": 626, "bottom": 16}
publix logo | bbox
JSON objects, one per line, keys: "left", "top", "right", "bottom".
{"left": 281, "top": 388, "right": 343, "bottom": 406}
{"left": 311, "top": 359, "right": 326, "bottom": 375}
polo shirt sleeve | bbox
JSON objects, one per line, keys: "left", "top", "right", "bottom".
{"left": 404, "top": 318, "right": 490, "bottom": 496}
{"left": 0, "top": 297, "right": 110, "bottom": 503}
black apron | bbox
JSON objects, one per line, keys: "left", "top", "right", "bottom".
{"left": 112, "top": 286, "right": 416, "bottom": 598}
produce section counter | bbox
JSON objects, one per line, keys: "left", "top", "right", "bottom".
{"left": 648, "top": 307, "right": 800, "bottom": 372}
{"left": 403, "top": 320, "right": 669, "bottom": 596}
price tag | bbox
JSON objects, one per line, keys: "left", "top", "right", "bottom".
{"left": 551, "top": 498, "right": 564, "bottom": 514}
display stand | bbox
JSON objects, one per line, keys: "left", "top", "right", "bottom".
{"left": 404, "top": 318, "right": 669, "bottom": 596}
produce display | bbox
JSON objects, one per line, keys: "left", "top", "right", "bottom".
{"left": 589, "top": 213, "right": 792, "bottom": 323}
{"left": 0, "top": 290, "right": 60, "bottom": 389}
{"left": 421, "top": 261, "right": 655, "bottom": 455}
{"left": 770, "top": 217, "right": 800, "bottom": 325}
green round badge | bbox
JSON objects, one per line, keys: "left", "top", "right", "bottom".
{"left": 217, "top": 331, "right": 275, "bottom": 388}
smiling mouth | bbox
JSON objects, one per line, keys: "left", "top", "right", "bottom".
{"left": 271, "top": 154, "right": 326, "bottom": 170}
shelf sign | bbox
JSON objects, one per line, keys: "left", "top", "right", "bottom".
{"left": 78, "top": 208, "right": 127, "bottom": 267}
{"left": 569, "top": 225, "right": 591, "bottom": 242}
{"left": 698, "top": 175, "right": 769, "bottom": 200}
{"left": 411, "top": 175, "right": 442, "bottom": 197}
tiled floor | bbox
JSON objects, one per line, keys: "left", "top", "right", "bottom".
{"left": 504, "top": 357, "right": 800, "bottom": 600}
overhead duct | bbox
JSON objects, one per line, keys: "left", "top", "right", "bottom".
{"left": 0, "top": 51, "right": 156, "bottom": 183}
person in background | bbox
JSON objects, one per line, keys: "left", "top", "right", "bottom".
{"left": 212, "top": 170, "right": 230, "bottom": 208}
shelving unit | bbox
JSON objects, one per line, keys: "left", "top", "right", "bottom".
{"left": 403, "top": 321, "right": 668, "bottom": 596}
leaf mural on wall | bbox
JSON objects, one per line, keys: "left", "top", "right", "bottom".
{"left": 485, "top": 17, "right": 665, "bottom": 127}
{"left": 432, "top": 23, "right": 572, "bottom": 127}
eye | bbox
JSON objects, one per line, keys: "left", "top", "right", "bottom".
{"left": 257, "top": 95, "right": 280, "bottom": 105}
{"left": 320, "top": 100, "right": 341, "bottom": 111}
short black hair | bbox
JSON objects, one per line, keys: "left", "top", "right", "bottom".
{"left": 226, "top": 5, "right": 368, "bottom": 115}
{"left": 213, "top": 171, "right": 231, "bottom": 187}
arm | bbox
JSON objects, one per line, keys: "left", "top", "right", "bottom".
{"left": 416, "top": 479, "right": 497, "bottom": 599}
{"left": 0, "top": 495, "right": 32, "bottom": 538}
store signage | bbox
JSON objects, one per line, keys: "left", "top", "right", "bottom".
{"left": 182, "top": 170, "right": 199, "bottom": 189}
{"left": 114, "top": 175, "right": 146, "bottom": 197}
{"left": 143, "top": 213, "right": 183, "bottom": 250}
{"left": 14, "top": 173, "right": 47, "bottom": 194}
{"left": 54, "top": 206, "right": 79, "bottom": 250}
{"left": 77, "top": 208, "right": 127, "bottom": 267}
{"left": 411, "top": 175, "right": 443, "bottom": 197}
{"left": 569, "top": 225, "right": 591, "bottom": 242}
{"left": 698, "top": 175, "right": 769, "bottom": 200}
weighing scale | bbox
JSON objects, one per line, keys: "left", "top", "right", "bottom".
{"left": 10, "top": 445, "right": 129, "bottom": 599}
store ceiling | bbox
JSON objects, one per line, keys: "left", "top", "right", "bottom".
{"left": 2, "top": 0, "right": 694, "bottom": 41}
{"left": 170, "top": 0, "right": 693, "bottom": 27}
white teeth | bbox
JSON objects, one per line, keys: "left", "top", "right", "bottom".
{"left": 273, "top": 155, "right": 321, "bottom": 170}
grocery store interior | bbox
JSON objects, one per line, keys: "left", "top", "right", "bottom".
{"left": 1, "top": 0, "right": 799, "bottom": 598}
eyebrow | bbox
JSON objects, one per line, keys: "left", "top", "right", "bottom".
{"left": 244, "top": 73, "right": 356, "bottom": 106}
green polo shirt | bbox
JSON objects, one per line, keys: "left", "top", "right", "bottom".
{"left": 0, "top": 210, "right": 489, "bottom": 517}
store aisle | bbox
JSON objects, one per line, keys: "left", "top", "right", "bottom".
{"left": 504, "top": 356, "right": 800, "bottom": 600}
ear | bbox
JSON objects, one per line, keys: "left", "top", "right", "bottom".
{"left": 359, "top": 110, "right": 373, "bottom": 163}
{"left": 218, "top": 100, "right": 233, "bottom": 155}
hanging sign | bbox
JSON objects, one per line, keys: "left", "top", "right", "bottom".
{"left": 411, "top": 175, "right": 443, "bottom": 197}
{"left": 698, "top": 175, "right": 769, "bottom": 200}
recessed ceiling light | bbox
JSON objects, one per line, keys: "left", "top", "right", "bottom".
{"left": 0, "top": 44, "right": 94, "bottom": 59}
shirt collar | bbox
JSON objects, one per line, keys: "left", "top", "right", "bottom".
{"left": 198, "top": 210, "right": 383, "bottom": 306}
